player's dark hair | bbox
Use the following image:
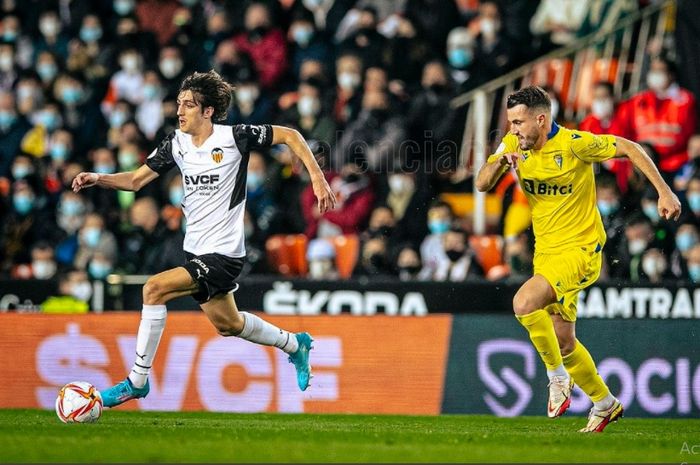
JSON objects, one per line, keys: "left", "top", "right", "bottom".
{"left": 506, "top": 86, "right": 551, "bottom": 113}
{"left": 179, "top": 70, "right": 233, "bottom": 122}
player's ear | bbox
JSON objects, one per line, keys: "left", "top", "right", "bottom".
{"left": 203, "top": 106, "right": 214, "bottom": 119}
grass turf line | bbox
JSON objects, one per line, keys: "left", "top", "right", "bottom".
{"left": 0, "top": 410, "right": 699, "bottom": 463}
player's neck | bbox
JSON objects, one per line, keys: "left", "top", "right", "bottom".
{"left": 190, "top": 123, "right": 214, "bottom": 147}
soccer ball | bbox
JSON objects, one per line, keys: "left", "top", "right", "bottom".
{"left": 55, "top": 381, "right": 103, "bottom": 423}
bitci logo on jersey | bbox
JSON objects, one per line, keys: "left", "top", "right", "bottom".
{"left": 211, "top": 147, "right": 223, "bottom": 163}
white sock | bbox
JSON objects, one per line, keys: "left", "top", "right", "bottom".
{"left": 593, "top": 393, "right": 616, "bottom": 411}
{"left": 547, "top": 364, "right": 569, "bottom": 380}
{"left": 128, "top": 304, "right": 167, "bottom": 388}
{"left": 238, "top": 311, "right": 299, "bottom": 354}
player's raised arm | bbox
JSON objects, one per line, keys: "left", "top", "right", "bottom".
{"left": 476, "top": 152, "right": 520, "bottom": 192}
{"left": 72, "top": 164, "right": 160, "bottom": 193}
{"left": 271, "top": 125, "right": 336, "bottom": 213}
{"left": 614, "top": 136, "right": 681, "bottom": 221}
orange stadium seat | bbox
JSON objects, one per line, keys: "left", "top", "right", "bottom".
{"left": 469, "top": 234, "right": 504, "bottom": 273}
{"left": 265, "top": 234, "right": 308, "bottom": 276}
{"left": 330, "top": 234, "right": 360, "bottom": 279}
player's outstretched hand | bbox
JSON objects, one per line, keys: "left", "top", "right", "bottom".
{"left": 72, "top": 172, "right": 99, "bottom": 193}
{"left": 658, "top": 191, "right": 681, "bottom": 221}
{"left": 500, "top": 152, "right": 520, "bottom": 170}
{"left": 313, "top": 176, "right": 337, "bottom": 214}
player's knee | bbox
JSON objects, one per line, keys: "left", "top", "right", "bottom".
{"left": 512, "top": 293, "right": 537, "bottom": 316}
{"left": 215, "top": 315, "right": 244, "bottom": 337}
{"left": 143, "top": 278, "right": 166, "bottom": 305}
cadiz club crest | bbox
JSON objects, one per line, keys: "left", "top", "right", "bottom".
{"left": 211, "top": 147, "right": 223, "bottom": 163}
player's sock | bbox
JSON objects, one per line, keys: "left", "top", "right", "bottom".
{"left": 562, "top": 339, "right": 611, "bottom": 404}
{"left": 516, "top": 309, "right": 563, "bottom": 371}
{"left": 593, "top": 393, "right": 617, "bottom": 411}
{"left": 128, "top": 304, "right": 167, "bottom": 389}
{"left": 239, "top": 311, "right": 299, "bottom": 354}
{"left": 547, "top": 365, "right": 569, "bottom": 380}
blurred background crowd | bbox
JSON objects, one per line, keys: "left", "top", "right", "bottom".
{"left": 0, "top": 0, "right": 699, "bottom": 301}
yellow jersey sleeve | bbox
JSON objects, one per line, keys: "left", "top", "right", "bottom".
{"left": 569, "top": 130, "right": 617, "bottom": 163}
{"left": 487, "top": 134, "right": 519, "bottom": 164}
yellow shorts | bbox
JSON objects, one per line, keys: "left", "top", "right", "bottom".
{"left": 533, "top": 243, "right": 603, "bottom": 322}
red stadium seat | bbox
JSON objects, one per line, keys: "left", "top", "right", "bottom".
{"left": 330, "top": 234, "right": 360, "bottom": 279}
{"left": 469, "top": 235, "right": 504, "bottom": 273}
{"left": 265, "top": 234, "right": 308, "bottom": 276}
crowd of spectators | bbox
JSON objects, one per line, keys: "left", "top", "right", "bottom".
{"left": 0, "top": 0, "right": 698, "bottom": 303}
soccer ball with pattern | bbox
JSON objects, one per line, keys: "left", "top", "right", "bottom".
{"left": 55, "top": 381, "right": 103, "bottom": 423}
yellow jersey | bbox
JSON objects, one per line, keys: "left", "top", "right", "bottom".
{"left": 487, "top": 123, "right": 617, "bottom": 253}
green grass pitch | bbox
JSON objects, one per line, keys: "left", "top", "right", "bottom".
{"left": 1, "top": 410, "right": 699, "bottom": 463}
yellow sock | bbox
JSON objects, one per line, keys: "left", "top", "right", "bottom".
{"left": 516, "top": 309, "right": 562, "bottom": 371}
{"left": 563, "top": 339, "right": 610, "bottom": 402}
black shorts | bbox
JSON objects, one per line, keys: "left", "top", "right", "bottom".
{"left": 183, "top": 252, "right": 245, "bottom": 304}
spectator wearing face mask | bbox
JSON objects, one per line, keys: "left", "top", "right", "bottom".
{"left": 332, "top": 52, "right": 363, "bottom": 128}
{"left": 54, "top": 190, "right": 89, "bottom": 266}
{"left": 681, "top": 175, "right": 700, "bottom": 227}
{"left": 0, "top": 90, "right": 30, "bottom": 178}
{"left": 157, "top": 45, "right": 187, "bottom": 97}
{"left": 639, "top": 187, "right": 675, "bottom": 256}
{"left": 102, "top": 49, "right": 145, "bottom": 112}
{"left": 40, "top": 269, "right": 91, "bottom": 313}
{"left": 228, "top": 65, "right": 273, "bottom": 126}
{"left": 610, "top": 214, "right": 654, "bottom": 282}
{"left": 395, "top": 244, "right": 422, "bottom": 281}
{"left": 418, "top": 200, "right": 454, "bottom": 279}
{"left": 301, "top": 161, "right": 374, "bottom": 238}
{"left": 245, "top": 151, "right": 281, "bottom": 243}
{"left": 135, "top": 70, "right": 165, "bottom": 140}
{"left": 282, "top": 78, "right": 336, "bottom": 147}
{"left": 337, "top": 6, "right": 387, "bottom": 68}
{"left": 469, "top": 1, "right": 514, "bottom": 83}
{"left": 0, "top": 180, "right": 57, "bottom": 273}
{"left": 74, "top": 212, "right": 118, "bottom": 271}
{"left": 53, "top": 72, "right": 107, "bottom": 156}
{"left": 617, "top": 55, "right": 697, "bottom": 179}
{"left": 639, "top": 248, "right": 672, "bottom": 284}
{"left": 420, "top": 227, "right": 484, "bottom": 282}
{"left": 29, "top": 241, "right": 58, "bottom": 280}
{"left": 35, "top": 51, "right": 60, "bottom": 89}
{"left": 446, "top": 27, "right": 482, "bottom": 94}
{"left": 333, "top": 88, "right": 407, "bottom": 172}
{"left": 361, "top": 205, "right": 396, "bottom": 243}
{"left": 233, "top": 2, "right": 288, "bottom": 90}
{"left": 674, "top": 135, "right": 700, "bottom": 194}
{"left": 288, "top": 9, "right": 331, "bottom": 83}
{"left": 596, "top": 175, "right": 626, "bottom": 277}
{"left": 306, "top": 238, "right": 338, "bottom": 280}
{"left": 86, "top": 251, "right": 115, "bottom": 281}
{"left": 670, "top": 222, "right": 700, "bottom": 280}
{"left": 686, "top": 244, "right": 700, "bottom": 284}
{"left": 356, "top": 235, "right": 393, "bottom": 277}
{"left": 33, "top": 10, "right": 69, "bottom": 61}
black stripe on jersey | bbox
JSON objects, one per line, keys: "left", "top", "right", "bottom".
{"left": 146, "top": 132, "right": 177, "bottom": 174}
{"left": 229, "top": 148, "right": 250, "bottom": 210}
{"left": 229, "top": 124, "right": 272, "bottom": 210}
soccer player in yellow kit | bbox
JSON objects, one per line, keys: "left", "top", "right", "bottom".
{"left": 476, "top": 86, "right": 681, "bottom": 432}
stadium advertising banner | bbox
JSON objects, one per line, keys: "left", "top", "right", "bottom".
{"left": 118, "top": 279, "right": 700, "bottom": 318}
{"left": 0, "top": 313, "right": 451, "bottom": 415}
{"left": 442, "top": 315, "right": 700, "bottom": 418}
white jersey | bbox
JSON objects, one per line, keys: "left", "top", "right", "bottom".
{"left": 146, "top": 123, "right": 273, "bottom": 258}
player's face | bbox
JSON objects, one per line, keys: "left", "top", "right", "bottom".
{"left": 176, "top": 90, "right": 211, "bottom": 135}
{"left": 507, "top": 104, "right": 545, "bottom": 150}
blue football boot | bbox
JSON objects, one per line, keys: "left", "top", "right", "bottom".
{"left": 288, "top": 333, "right": 314, "bottom": 391}
{"left": 100, "top": 378, "right": 150, "bottom": 408}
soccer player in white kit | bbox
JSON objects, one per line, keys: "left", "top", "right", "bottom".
{"left": 72, "top": 70, "right": 336, "bottom": 407}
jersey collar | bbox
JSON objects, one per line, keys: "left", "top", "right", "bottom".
{"left": 547, "top": 121, "right": 560, "bottom": 140}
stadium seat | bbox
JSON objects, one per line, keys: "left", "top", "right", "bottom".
{"left": 439, "top": 193, "right": 502, "bottom": 225}
{"left": 330, "top": 234, "right": 360, "bottom": 279}
{"left": 265, "top": 234, "right": 308, "bottom": 276}
{"left": 469, "top": 235, "right": 504, "bottom": 273}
